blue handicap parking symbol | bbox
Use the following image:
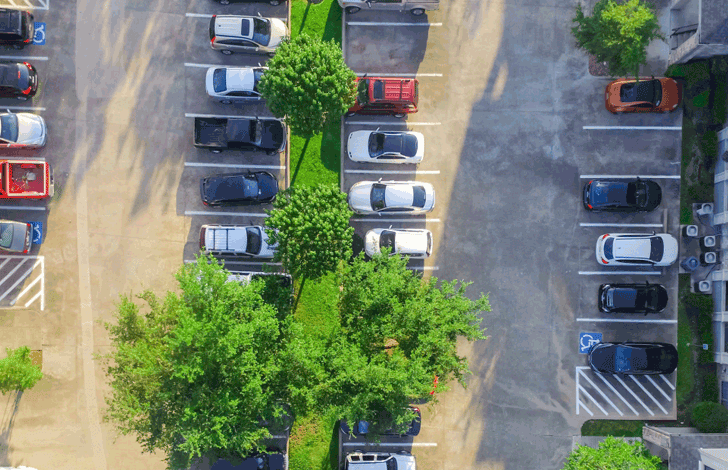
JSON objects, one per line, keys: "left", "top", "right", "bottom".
{"left": 579, "top": 332, "right": 602, "bottom": 354}
{"left": 28, "top": 221, "right": 42, "bottom": 245}
{"left": 33, "top": 23, "right": 45, "bottom": 45}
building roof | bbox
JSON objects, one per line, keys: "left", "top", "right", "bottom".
{"left": 701, "top": 0, "right": 728, "bottom": 44}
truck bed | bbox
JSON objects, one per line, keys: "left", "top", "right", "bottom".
{"left": 194, "top": 118, "right": 229, "bottom": 148}
{"left": 0, "top": 161, "right": 48, "bottom": 197}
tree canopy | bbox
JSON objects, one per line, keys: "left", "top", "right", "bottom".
{"left": 562, "top": 436, "right": 663, "bottom": 470}
{"left": 266, "top": 184, "right": 354, "bottom": 280}
{"left": 571, "top": 0, "right": 663, "bottom": 79}
{"left": 258, "top": 34, "right": 356, "bottom": 137}
{"left": 0, "top": 346, "right": 43, "bottom": 394}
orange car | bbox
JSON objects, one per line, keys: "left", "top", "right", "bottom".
{"left": 605, "top": 77, "right": 682, "bottom": 113}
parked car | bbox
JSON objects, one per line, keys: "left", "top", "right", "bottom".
{"left": 0, "top": 9, "right": 33, "bottom": 49}
{"left": 338, "top": 0, "right": 438, "bottom": 15}
{"left": 0, "top": 61, "right": 38, "bottom": 100}
{"left": 227, "top": 271, "right": 292, "bottom": 289}
{"left": 214, "top": 0, "right": 284, "bottom": 5}
{"left": 582, "top": 178, "right": 662, "bottom": 212}
{"left": 345, "top": 452, "right": 416, "bottom": 470}
{"left": 598, "top": 282, "right": 668, "bottom": 313}
{"left": 0, "top": 160, "right": 53, "bottom": 199}
{"left": 365, "top": 228, "right": 432, "bottom": 258}
{"left": 588, "top": 342, "right": 678, "bottom": 375}
{"left": 346, "top": 77, "right": 418, "bottom": 117}
{"left": 0, "top": 219, "right": 31, "bottom": 254}
{"left": 605, "top": 77, "right": 682, "bottom": 113}
{"left": 348, "top": 180, "right": 434, "bottom": 215}
{"left": 193, "top": 117, "right": 285, "bottom": 154}
{"left": 200, "top": 171, "right": 278, "bottom": 206}
{"left": 200, "top": 225, "right": 277, "bottom": 257}
{"left": 206, "top": 66, "right": 267, "bottom": 104}
{"left": 595, "top": 233, "right": 678, "bottom": 267}
{"left": 347, "top": 130, "right": 424, "bottom": 164}
{"left": 0, "top": 112, "right": 46, "bottom": 147}
{"left": 212, "top": 452, "right": 287, "bottom": 470}
{"left": 340, "top": 406, "right": 422, "bottom": 437}
{"left": 209, "top": 15, "right": 288, "bottom": 56}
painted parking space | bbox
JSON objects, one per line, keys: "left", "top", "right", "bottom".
{"left": 0, "top": 1, "right": 49, "bottom": 11}
{"left": 0, "top": 255, "right": 44, "bottom": 310}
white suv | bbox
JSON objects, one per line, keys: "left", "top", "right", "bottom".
{"left": 345, "top": 452, "right": 416, "bottom": 470}
{"left": 206, "top": 66, "right": 267, "bottom": 103}
{"left": 209, "top": 15, "right": 288, "bottom": 56}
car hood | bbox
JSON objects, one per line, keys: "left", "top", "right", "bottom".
{"left": 16, "top": 113, "right": 45, "bottom": 146}
{"left": 348, "top": 182, "right": 373, "bottom": 212}
{"left": 364, "top": 229, "right": 381, "bottom": 256}
{"left": 259, "top": 228, "right": 278, "bottom": 257}
{"left": 259, "top": 120, "right": 285, "bottom": 151}
{"left": 347, "top": 131, "right": 372, "bottom": 161}
{"left": 268, "top": 18, "right": 288, "bottom": 48}
{"left": 392, "top": 454, "right": 416, "bottom": 470}
{"left": 257, "top": 172, "right": 279, "bottom": 201}
{"left": 658, "top": 234, "right": 678, "bottom": 265}
{"left": 588, "top": 344, "right": 613, "bottom": 372}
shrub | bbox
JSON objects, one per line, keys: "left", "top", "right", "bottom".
{"left": 691, "top": 401, "right": 728, "bottom": 432}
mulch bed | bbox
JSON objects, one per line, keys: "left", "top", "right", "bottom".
{"left": 589, "top": 55, "right": 611, "bottom": 77}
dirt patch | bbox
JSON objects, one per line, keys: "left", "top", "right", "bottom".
{"left": 589, "top": 55, "right": 610, "bottom": 77}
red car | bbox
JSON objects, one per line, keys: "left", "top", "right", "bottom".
{"left": 605, "top": 77, "right": 682, "bottom": 113}
{"left": 346, "top": 77, "right": 418, "bottom": 117}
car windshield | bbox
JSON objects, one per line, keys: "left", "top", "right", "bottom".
{"left": 252, "top": 18, "right": 271, "bottom": 46}
{"left": 412, "top": 186, "right": 426, "bottom": 208}
{"left": 650, "top": 237, "right": 664, "bottom": 262}
{"left": 631, "top": 181, "right": 648, "bottom": 207}
{"left": 371, "top": 183, "right": 387, "bottom": 211}
{"left": 245, "top": 227, "right": 262, "bottom": 255}
{"left": 646, "top": 347, "right": 673, "bottom": 371}
{"left": 253, "top": 68, "right": 265, "bottom": 93}
{"left": 614, "top": 346, "right": 648, "bottom": 373}
{"left": 603, "top": 238, "right": 614, "bottom": 259}
{"left": 620, "top": 79, "right": 662, "bottom": 105}
{"left": 212, "top": 68, "right": 227, "bottom": 93}
{"left": 0, "top": 222, "right": 13, "bottom": 248}
{"left": 372, "top": 80, "right": 385, "bottom": 100}
{"left": 379, "top": 230, "right": 396, "bottom": 252}
{"left": 357, "top": 80, "right": 370, "bottom": 105}
{"left": 645, "top": 289, "right": 659, "bottom": 310}
{"left": 253, "top": 120, "right": 263, "bottom": 144}
{"left": 0, "top": 114, "right": 18, "bottom": 142}
{"left": 243, "top": 176, "right": 259, "bottom": 199}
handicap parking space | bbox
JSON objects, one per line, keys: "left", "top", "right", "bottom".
{"left": 0, "top": 255, "right": 44, "bottom": 310}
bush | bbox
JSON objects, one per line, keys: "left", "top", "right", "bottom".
{"left": 691, "top": 402, "right": 728, "bottom": 432}
{"left": 0, "top": 346, "right": 42, "bottom": 393}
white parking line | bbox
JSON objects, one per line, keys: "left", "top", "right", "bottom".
{"left": 594, "top": 370, "right": 639, "bottom": 415}
{"left": 579, "top": 223, "right": 664, "bottom": 228}
{"left": 185, "top": 63, "right": 221, "bottom": 69}
{"left": 576, "top": 318, "right": 677, "bottom": 324}
{"left": 0, "top": 205, "right": 45, "bottom": 211}
{"left": 346, "top": 21, "right": 442, "bottom": 26}
{"left": 580, "top": 174, "right": 680, "bottom": 179}
{"left": 351, "top": 218, "right": 440, "bottom": 223}
{"left": 184, "top": 211, "right": 269, "bottom": 217}
{"left": 0, "top": 106, "right": 46, "bottom": 112}
{"left": 342, "top": 442, "right": 437, "bottom": 447}
{"left": 629, "top": 375, "right": 667, "bottom": 414}
{"left": 645, "top": 375, "right": 672, "bottom": 401}
{"left": 410, "top": 266, "right": 439, "bottom": 271}
{"left": 186, "top": 12, "right": 214, "bottom": 18}
{"left": 184, "top": 259, "right": 282, "bottom": 265}
{"left": 578, "top": 369, "right": 623, "bottom": 416}
{"left": 185, "top": 162, "right": 285, "bottom": 170}
{"left": 345, "top": 170, "right": 440, "bottom": 175}
{"left": 583, "top": 126, "right": 682, "bottom": 131}
{"left": 355, "top": 73, "right": 443, "bottom": 77}
{"left": 346, "top": 121, "right": 441, "bottom": 126}
{"left": 578, "top": 382, "right": 607, "bottom": 415}
{"left": 659, "top": 374, "right": 676, "bottom": 391}
{"left": 613, "top": 375, "right": 654, "bottom": 416}
{"left": 0, "top": 55, "right": 48, "bottom": 61}
{"left": 578, "top": 271, "right": 661, "bottom": 275}
{"left": 186, "top": 113, "right": 259, "bottom": 120}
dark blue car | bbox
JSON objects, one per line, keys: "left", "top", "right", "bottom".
{"left": 583, "top": 178, "right": 662, "bottom": 212}
{"left": 589, "top": 342, "right": 678, "bottom": 375}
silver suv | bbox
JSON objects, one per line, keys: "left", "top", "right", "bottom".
{"left": 209, "top": 14, "right": 288, "bottom": 56}
{"left": 345, "top": 452, "right": 416, "bottom": 470}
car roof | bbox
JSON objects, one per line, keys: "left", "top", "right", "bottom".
{"left": 394, "top": 230, "right": 429, "bottom": 254}
{"left": 0, "top": 63, "right": 17, "bottom": 86}
{"left": 384, "top": 184, "right": 414, "bottom": 207}
{"left": 0, "top": 10, "right": 21, "bottom": 33}
{"left": 215, "top": 16, "right": 253, "bottom": 39}
{"left": 613, "top": 236, "right": 651, "bottom": 260}
{"left": 227, "top": 68, "right": 256, "bottom": 91}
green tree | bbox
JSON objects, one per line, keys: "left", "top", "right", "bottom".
{"left": 98, "top": 255, "right": 294, "bottom": 470}
{"left": 266, "top": 184, "right": 354, "bottom": 280}
{"left": 0, "top": 346, "right": 42, "bottom": 393}
{"left": 572, "top": 0, "right": 664, "bottom": 79}
{"left": 691, "top": 401, "right": 728, "bottom": 433}
{"left": 258, "top": 34, "right": 356, "bottom": 137}
{"left": 563, "top": 436, "right": 663, "bottom": 470}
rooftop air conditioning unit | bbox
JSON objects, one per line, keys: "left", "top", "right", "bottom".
{"left": 700, "top": 235, "right": 717, "bottom": 250}
{"left": 697, "top": 203, "right": 714, "bottom": 216}
{"left": 681, "top": 256, "right": 700, "bottom": 272}
{"left": 683, "top": 225, "right": 699, "bottom": 238}
{"left": 695, "top": 280, "right": 712, "bottom": 293}
{"left": 700, "top": 251, "right": 718, "bottom": 265}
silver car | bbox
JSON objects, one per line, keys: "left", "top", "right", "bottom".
{"left": 0, "top": 219, "right": 32, "bottom": 254}
{"left": 209, "top": 15, "right": 288, "bottom": 56}
{"left": 365, "top": 228, "right": 432, "bottom": 258}
{"left": 205, "top": 66, "right": 267, "bottom": 103}
{"left": 0, "top": 112, "right": 46, "bottom": 148}
{"left": 348, "top": 180, "right": 435, "bottom": 215}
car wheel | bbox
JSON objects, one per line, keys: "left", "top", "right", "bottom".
{"left": 270, "top": 0, "right": 281, "bottom": 4}
{"left": 409, "top": 8, "right": 425, "bottom": 15}
{"left": 266, "top": 150, "right": 278, "bottom": 156}
{"left": 393, "top": 113, "right": 405, "bottom": 118}
{"left": 345, "top": 112, "right": 356, "bottom": 118}
{"left": 219, "top": 0, "right": 230, "bottom": 3}
{"left": 267, "top": 52, "right": 276, "bottom": 57}
{"left": 12, "top": 44, "right": 22, "bottom": 50}
{"left": 220, "top": 100, "right": 232, "bottom": 104}
{"left": 16, "top": 96, "right": 28, "bottom": 101}
{"left": 210, "top": 149, "right": 222, "bottom": 154}
{"left": 221, "top": 50, "right": 233, "bottom": 55}
{"left": 345, "top": 6, "right": 361, "bottom": 13}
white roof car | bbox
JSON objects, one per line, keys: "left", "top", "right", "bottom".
{"left": 365, "top": 228, "right": 432, "bottom": 258}
{"left": 595, "top": 233, "right": 678, "bottom": 267}
{"left": 0, "top": 112, "right": 46, "bottom": 148}
{"left": 200, "top": 225, "right": 277, "bottom": 257}
{"left": 206, "top": 66, "right": 267, "bottom": 103}
{"left": 347, "top": 130, "right": 424, "bottom": 163}
{"left": 348, "top": 180, "right": 435, "bottom": 215}
{"left": 345, "top": 452, "right": 416, "bottom": 470}
{"left": 211, "top": 15, "right": 288, "bottom": 55}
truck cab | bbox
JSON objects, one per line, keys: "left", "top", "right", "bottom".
{"left": 338, "top": 0, "right": 438, "bottom": 15}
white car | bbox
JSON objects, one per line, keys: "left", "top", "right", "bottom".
{"left": 347, "top": 130, "right": 424, "bottom": 163}
{"left": 206, "top": 66, "right": 267, "bottom": 104}
{"left": 595, "top": 233, "right": 678, "bottom": 267}
{"left": 365, "top": 228, "right": 432, "bottom": 258}
{"left": 0, "top": 112, "right": 46, "bottom": 148}
{"left": 210, "top": 15, "right": 288, "bottom": 56}
{"left": 345, "top": 452, "right": 416, "bottom": 470}
{"left": 199, "top": 225, "right": 277, "bottom": 258}
{"left": 348, "top": 180, "right": 435, "bottom": 215}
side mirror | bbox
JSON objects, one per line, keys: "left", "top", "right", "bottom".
{"left": 257, "top": 11, "right": 263, "bottom": 17}
{"left": 375, "top": 127, "right": 380, "bottom": 133}
{"left": 388, "top": 225, "right": 393, "bottom": 229}
{"left": 366, "top": 1, "right": 372, "bottom": 7}
{"left": 378, "top": 177, "right": 383, "bottom": 182}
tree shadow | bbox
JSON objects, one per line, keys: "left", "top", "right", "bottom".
{"left": 293, "top": 278, "right": 307, "bottom": 315}
{"left": 0, "top": 390, "right": 23, "bottom": 466}
{"left": 290, "top": 138, "right": 311, "bottom": 187}
{"left": 323, "top": 417, "right": 339, "bottom": 470}
{"left": 298, "top": 1, "right": 313, "bottom": 35}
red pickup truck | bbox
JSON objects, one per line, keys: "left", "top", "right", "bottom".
{"left": 0, "top": 159, "right": 54, "bottom": 199}
{"left": 347, "top": 77, "right": 418, "bottom": 117}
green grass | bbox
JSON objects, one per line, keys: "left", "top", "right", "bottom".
{"left": 288, "top": 411, "right": 339, "bottom": 470}
{"left": 581, "top": 420, "right": 644, "bottom": 437}
{"left": 293, "top": 273, "right": 340, "bottom": 338}
{"left": 692, "top": 89, "right": 710, "bottom": 108}
{"left": 676, "top": 283, "right": 695, "bottom": 414}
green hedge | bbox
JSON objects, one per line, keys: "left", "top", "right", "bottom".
{"left": 691, "top": 402, "right": 728, "bottom": 433}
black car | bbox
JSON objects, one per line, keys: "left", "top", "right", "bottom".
{"left": 598, "top": 282, "right": 668, "bottom": 313}
{"left": 211, "top": 452, "right": 286, "bottom": 470}
{"left": 583, "top": 178, "right": 662, "bottom": 212}
{"left": 340, "top": 407, "right": 421, "bottom": 437}
{"left": 215, "top": 0, "right": 284, "bottom": 4}
{"left": 0, "top": 9, "right": 33, "bottom": 49}
{"left": 200, "top": 171, "right": 278, "bottom": 206}
{"left": 588, "top": 342, "right": 678, "bottom": 375}
{"left": 0, "top": 61, "right": 37, "bottom": 100}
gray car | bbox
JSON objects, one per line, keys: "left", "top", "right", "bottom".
{"left": 0, "top": 219, "right": 32, "bottom": 254}
{"left": 209, "top": 15, "right": 288, "bottom": 56}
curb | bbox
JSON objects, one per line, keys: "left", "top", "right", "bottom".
{"left": 340, "top": 9, "right": 347, "bottom": 193}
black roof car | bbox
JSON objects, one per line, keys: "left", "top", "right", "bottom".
{"left": 598, "top": 282, "right": 668, "bottom": 313}
{"left": 368, "top": 132, "right": 418, "bottom": 159}
{"left": 588, "top": 342, "right": 678, "bottom": 375}
{"left": 0, "top": 62, "right": 37, "bottom": 100}
{"left": 211, "top": 453, "right": 286, "bottom": 470}
{"left": 0, "top": 9, "right": 33, "bottom": 49}
{"left": 583, "top": 178, "right": 662, "bottom": 212}
{"left": 200, "top": 171, "right": 278, "bottom": 206}
{"left": 214, "top": 0, "right": 284, "bottom": 5}
{"left": 340, "top": 407, "right": 421, "bottom": 437}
